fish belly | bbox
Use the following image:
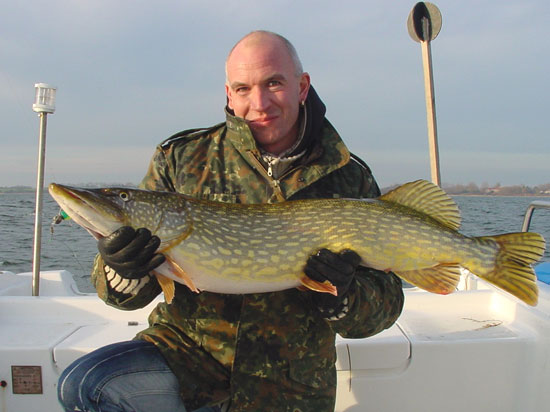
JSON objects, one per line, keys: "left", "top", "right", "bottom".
{"left": 160, "top": 199, "right": 478, "bottom": 294}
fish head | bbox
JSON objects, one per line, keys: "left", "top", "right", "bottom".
{"left": 48, "top": 184, "right": 191, "bottom": 245}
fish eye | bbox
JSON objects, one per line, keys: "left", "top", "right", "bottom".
{"left": 119, "top": 191, "right": 130, "bottom": 201}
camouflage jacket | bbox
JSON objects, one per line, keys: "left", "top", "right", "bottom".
{"left": 91, "top": 88, "right": 404, "bottom": 411}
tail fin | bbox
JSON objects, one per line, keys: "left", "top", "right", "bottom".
{"left": 477, "top": 232, "right": 545, "bottom": 306}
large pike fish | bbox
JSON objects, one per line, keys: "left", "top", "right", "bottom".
{"left": 48, "top": 180, "right": 545, "bottom": 306}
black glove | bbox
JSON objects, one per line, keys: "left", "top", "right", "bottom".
{"left": 304, "top": 249, "right": 362, "bottom": 319}
{"left": 98, "top": 226, "right": 166, "bottom": 279}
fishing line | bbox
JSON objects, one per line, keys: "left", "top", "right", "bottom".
{"left": 49, "top": 210, "right": 89, "bottom": 276}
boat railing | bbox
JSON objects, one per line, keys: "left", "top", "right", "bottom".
{"left": 521, "top": 200, "right": 550, "bottom": 232}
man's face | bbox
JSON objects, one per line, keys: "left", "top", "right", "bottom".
{"left": 225, "top": 36, "right": 310, "bottom": 155}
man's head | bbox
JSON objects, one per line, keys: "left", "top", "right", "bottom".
{"left": 225, "top": 31, "right": 310, "bottom": 155}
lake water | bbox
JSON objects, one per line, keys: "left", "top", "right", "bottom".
{"left": 1, "top": 192, "right": 550, "bottom": 293}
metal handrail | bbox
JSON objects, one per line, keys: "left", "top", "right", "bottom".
{"left": 521, "top": 200, "right": 550, "bottom": 232}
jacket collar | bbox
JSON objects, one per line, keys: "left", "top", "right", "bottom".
{"left": 224, "top": 85, "right": 350, "bottom": 188}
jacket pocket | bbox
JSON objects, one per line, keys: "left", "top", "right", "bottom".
{"left": 288, "top": 356, "right": 335, "bottom": 390}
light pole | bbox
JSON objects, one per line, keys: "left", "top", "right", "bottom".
{"left": 31, "top": 83, "right": 57, "bottom": 297}
{"left": 408, "top": 2, "right": 443, "bottom": 186}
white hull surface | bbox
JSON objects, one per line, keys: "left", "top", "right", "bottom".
{"left": 1, "top": 270, "right": 549, "bottom": 412}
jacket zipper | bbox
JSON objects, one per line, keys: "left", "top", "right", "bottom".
{"left": 246, "top": 152, "right": 285, "bottom": 202}
{"left": 263, "top": 155, "right": 278, "bottom": 177}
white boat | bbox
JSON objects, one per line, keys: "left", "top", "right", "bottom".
{"left": 3, "top": 12, "right": 549, "bottom": 409}
{"left": 1, "top": 200, "right": 550, "bottom": 412}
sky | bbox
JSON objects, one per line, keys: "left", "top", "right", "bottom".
{"left": 1, "top": 0, "right": 549, "bottom": 188}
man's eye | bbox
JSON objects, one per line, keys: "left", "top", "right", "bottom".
{"left": 235, "top": 86, "right": 249, "bottom": 94}
{"left": 268, "top": 80, "right": 281, "bottom": 88}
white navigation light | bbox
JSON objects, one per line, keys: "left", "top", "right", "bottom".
{"left": 32, "top": 83, "right": 57, "bottom": 113}
{"left": 31, "top": 82, "right": 57, "bottom": 296}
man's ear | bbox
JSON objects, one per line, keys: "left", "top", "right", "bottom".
{"left": 225, "top": 83, "right": 234, "bottom": 110}
{"left": 299, "top": 72, "right": 311, "bottom": 103}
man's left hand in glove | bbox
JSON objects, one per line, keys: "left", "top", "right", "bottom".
{"left": 304, "top": 248, "right": 362, "bottom": 320}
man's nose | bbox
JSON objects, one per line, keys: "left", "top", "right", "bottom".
{"left": 250, "top": 87, "right": 270, "bottom": 111}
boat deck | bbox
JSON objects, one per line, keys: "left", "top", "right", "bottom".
{"left": 1, "top": 270, "right": 549, "bottom": 411}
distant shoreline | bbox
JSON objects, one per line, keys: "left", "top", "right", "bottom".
{"left": 4, "top": 180, "right": 550, "bottom": 198}
{"left": 3, "top": 189, "right": 550, "bottom": 198}
{"left": 0, "top": 189, "right": 35, "bottom": 194}
{"left": 452, "top": 193, "right": 550, "bottom": 198}
{"left": 0, "top": 183, "right": 137, "bottom": 194}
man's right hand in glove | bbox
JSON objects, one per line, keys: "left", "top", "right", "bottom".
{"left": 98, "top": 226, "right": 166, "bottom": 279}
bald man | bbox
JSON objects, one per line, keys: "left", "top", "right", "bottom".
{"left": 58, "top": 31, "right": 404, "bottom": 412}
{"left": 225, "top": 31, "right": 310, "bottom": 154}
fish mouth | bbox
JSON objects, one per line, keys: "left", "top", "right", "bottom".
{"left": 48, "top": 184, "right": 124, "bottom": 240}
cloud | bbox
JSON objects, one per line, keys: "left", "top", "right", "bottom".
{"left": 1, "top": 0, "right": 549, "bottom": 188}
{"left": 0, "top": 143, "right": 154, "bottom": 186}
{"left": 353, "top": 148, "right": 550, "bottom": 188}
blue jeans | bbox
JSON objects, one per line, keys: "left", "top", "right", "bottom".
{"left": 58, "top": 340, "right": 221, "bottom": 412}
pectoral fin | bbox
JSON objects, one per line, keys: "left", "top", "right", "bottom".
{"left": 163, "top": 258, "right": 200, "bottom": 293}
{"left": 395, "top": 263, "right": 461, "bottom": 294}
{"left": 154, "top": 273, "right": 176, "bottom": 304}
{"left": 299, "top": 276, "right": 338, "bottom": 296}
{"left": 152, "top": 258, "right": 199, "bottom": 304}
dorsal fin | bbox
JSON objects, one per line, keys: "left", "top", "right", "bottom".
{"left": 380, "top": 180, "right": 461, "bottom": 230}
